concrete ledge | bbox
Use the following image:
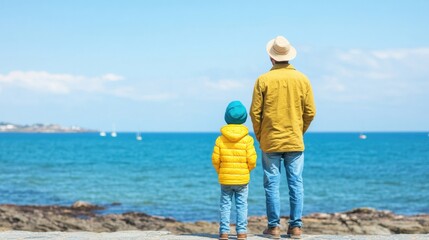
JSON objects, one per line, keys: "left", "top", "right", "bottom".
{"left": 0, "top": 231, "right": 428, "bottom": 240}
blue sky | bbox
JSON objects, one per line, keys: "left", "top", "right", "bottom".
{"left": 1, "top": 0, "right": 428, "bottom": 132}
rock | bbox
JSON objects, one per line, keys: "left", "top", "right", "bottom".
{"left": 0, "top": 204, "right": 428, "bottom": 235}
{"left": 308, "top": 213, "right": 331, "bottom": 219}
{"left": 0, "top": 226, "right": 10, "bottom": 232}
{"left": 71, "top": 201, "right": 93, "bottom": 209}
{"left": 348, "top": 207, "right": 378, "bottom": 214}
{"left": 71, "top": 201, "right": 104, "bottom": 211}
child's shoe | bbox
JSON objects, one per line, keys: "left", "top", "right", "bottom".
{"left": 219, "top": 233, "right": 228, "bottom": 240}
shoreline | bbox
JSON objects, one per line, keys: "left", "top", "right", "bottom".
{"left": 0, "top": 204, "right": 428, "bottom": 235}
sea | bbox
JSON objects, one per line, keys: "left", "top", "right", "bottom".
{"left": 0, "top": 132, "right": 428, "bottom": 222}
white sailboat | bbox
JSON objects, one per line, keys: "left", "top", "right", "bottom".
{"left": 359, "top": 133, "right": 367, "bottom": 140}
{"left": 136, "top": 132, "right": 142, "bottom": 141}
{"left": 111, "top": 124, "right": 117, "bottom": 137}
{"left": 99, "top": 131, "right": 106, "bottom": 137}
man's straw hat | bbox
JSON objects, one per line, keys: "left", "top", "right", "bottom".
{"left": 266, "top": 36, "right": 297, "bottom": 61}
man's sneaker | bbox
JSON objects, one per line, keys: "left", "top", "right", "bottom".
{"left": 219, "top": 233, "right": 228, "bottom": 240}
{"left": 237, "top": 233, "right": 247, "bottom": 240}
{"left": 262, "top": 226, "right": 281, "bottom": 239}
{"left": 287, "top": 226, "right": 302, "bottom": 239}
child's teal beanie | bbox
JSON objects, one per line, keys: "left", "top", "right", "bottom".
{"left": 224, "top": 101, "right": 247, "bottom": 124}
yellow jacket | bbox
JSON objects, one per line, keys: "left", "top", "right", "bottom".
{"left": 250, "top": 63, "right": 316, "bottom": 152}
{"left": 212, "top": 124, "right": 257, "bottom": 185}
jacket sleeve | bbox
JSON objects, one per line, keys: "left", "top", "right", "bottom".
{"left": 211, "top": 137, "right": 221, "bottom": 174}
{"left": 246, "top": 136, "right": 257, "bottom": 171}
{"left": 250, "top": 78, "right": 263, "bottom": 142}
{"left": 303, "top": 82, "right": 316, "bottom": 133}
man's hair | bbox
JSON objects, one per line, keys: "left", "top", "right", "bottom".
{"left": 270, "top": 57, "right": 289, "bottom": 64}
{"left": 275, "top": 60, "right": 289, "bottom": 64}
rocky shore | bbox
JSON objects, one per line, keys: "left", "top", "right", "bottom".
{"left": 1, "top": 203, "right": 428, "bottom": 235}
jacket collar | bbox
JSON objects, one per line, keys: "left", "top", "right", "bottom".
{"left": 271, "top": 63, "right": 295, "bottom": 71}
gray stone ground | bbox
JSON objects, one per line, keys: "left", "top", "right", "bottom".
{"left": 0, "top": 231, "right": 428, "bottom": 240}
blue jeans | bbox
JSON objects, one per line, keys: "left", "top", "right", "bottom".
{"left": 262, "top": 151, "right": 304, "bottom": 228}
{"left": 219, "top": 184, "right": 248, "bottom": 234}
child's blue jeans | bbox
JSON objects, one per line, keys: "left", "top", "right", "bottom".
{"left": 219, "top": 184, "right": 248, "bottom": 234}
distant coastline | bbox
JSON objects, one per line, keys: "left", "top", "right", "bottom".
{"left": 0, "top": 122, "right": 95, "bottom": 133}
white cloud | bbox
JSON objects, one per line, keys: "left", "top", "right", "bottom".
{"left": 0, "top": 71, "right": 116, "bottom": 94}
{"left": 314, "top": 47, "right": 429, "bottom": 103}
{"left": 372, "top": 48, "right": 429, "bottom": 60}
{"left": 111, "top": 87, "right": 176, "bottom": 101}
{"left": 0, "top": 71, "right": 79, "bottom": 94}
{"left": 101, "top": 73, "right": 124, "bottom": 82}
{"left": 0, "top": 71, "right": 173, "bottom": 102}
{"left": 204, "top": 79, "right": 244, "bottom": 91}
{"left": 337, "top": 49, "right": 381, "bottom": 68}
{"left": 320, "top": 76, "right": 346, "bottom": 93}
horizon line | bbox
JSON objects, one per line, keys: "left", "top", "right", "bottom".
{"left": 1, "top": 131, "right": 428, "bottom": 134}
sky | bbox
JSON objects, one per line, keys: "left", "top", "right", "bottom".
{"left": 1, "top": 0, "right": 428, "bottom": 132}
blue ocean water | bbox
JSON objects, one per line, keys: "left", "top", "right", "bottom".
{"left": 0, "top": 132, "right": 428, "bottom": 222}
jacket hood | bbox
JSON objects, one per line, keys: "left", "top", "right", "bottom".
{"left": 220, "top": 124, "right": 249, "bottom": 142}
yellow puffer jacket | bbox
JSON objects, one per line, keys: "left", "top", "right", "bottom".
{"left": 212, "top": 124, "right": 257, "bottom": 185}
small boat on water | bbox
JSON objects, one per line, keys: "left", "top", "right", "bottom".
{"left": 136, "top": 132, "right": 142, "bottom": 141}
{"left": 111, "top": 124, "right": 117, "bottom": 137}
{"left": 359, "top": 133, "right": 367, "bottom": 140}
{"left": 99, "top": 131, "right": 106, "bottom": 137}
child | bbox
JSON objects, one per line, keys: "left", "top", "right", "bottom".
{"left": 212, "top": 101, "right": 257, "bottom": 240}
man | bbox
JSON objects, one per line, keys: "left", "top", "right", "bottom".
{"left": 250, "top": 36, "right": 316, "bottom": 239}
